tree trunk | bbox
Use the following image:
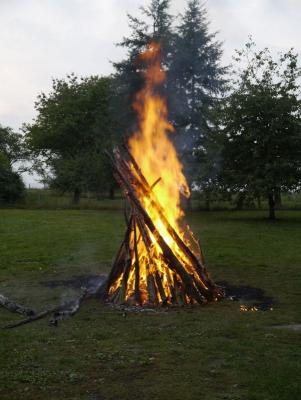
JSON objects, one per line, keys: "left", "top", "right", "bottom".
{"left": 205, "top": 191, "right": 211, "bottom": 211}
{"left": 235, "top": 193, "right": 246, "bottom": 210}
{"left": 275, "top": 189, "right": 282, "bottom": 208}
{"left": 257, "top": 196, "right": 262, "bottom": 209}
{"left": 109, "top": 186, "right": 115, "bottom": 200}
{"left": 268, "top": 193, "right": 276, "bottom": 220}
{"left": 96, "top": 190, "right": 103, "bottom": 201}
{"left": 73, "top": 188, "right": 80, "bottom": 204}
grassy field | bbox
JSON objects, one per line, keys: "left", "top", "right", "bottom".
{"left": 0, "top": 209, "right": 301, "bottom": 400}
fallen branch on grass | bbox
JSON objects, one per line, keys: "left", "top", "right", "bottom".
{"left": 1, "top": 279, "right": 107, "bottom": 330}
{"left": 0, "top": 294, "right": 35, "bottom": 316}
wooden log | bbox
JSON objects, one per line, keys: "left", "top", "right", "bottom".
{"left": 3, "top": 308, "right": 59, "bottom": 329}
{"left": 115, "top": 147, "right": 214, "bottom": 289}
{"left": 173, "top": 275, "right": 186, "bottom": 306}
{"left": 128, "top": 148, "right": 216, "bottom": 290}
{"left": 101, "top": 216, "right": 133, "bottom": 299}
{"left": 133, "top": 217, "right": 141, "bottom": 305}
{"left": 154, "top": 271, "right": 168, "bottom": 305}
{"left": 0, "top": 294, "right": 35, "bottom": 316}
{"left": 166, "top": 269, "right": 176, "bottom": 303}
{"left": 107, "top": 147, "right": 224, "bottom": 303}
{"left": 111, "top": 164, "right": 207, "bottom": 303}
{"left": 3, "top": 291, "right": 89, "bottom": 329}
{"left": 49, "top": 290, "right": 88, "bottom": 326}
{"left": 124, "top": 200, "right": 130, "bottom": 225}
{"left": 150, "top": 177, "right": 162, "bottom": 190}
{"left": 135, "top": 212, "right": 152, "bottom": 249}
{"left": 109, "top": 286, "right": 121, "bottom": 303}
{"left": 118, "top": 263, "right": 130, "bottom": 304}
{"left": 117, "top": 217, "right": 134, "bottom": 304}
{"left": 147, "top": 273, "right": 158, "bottom": 305}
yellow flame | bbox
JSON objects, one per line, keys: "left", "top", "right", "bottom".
{"left": 109, "top": 43, "right": 206, "bottom": 305}
{"left": 129, "top": 42, "right": 190, "bottom": 230}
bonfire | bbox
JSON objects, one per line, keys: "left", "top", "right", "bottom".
{"left": 103, "top": 43, "right": 223, "bottom": 306}
{"left": 1, "top": 43, "right": 223, "bottom": 329}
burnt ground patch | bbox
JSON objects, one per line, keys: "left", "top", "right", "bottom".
{"left": 218, "top": 280, "right": 275, "bottom": 311}
{"left": 40, "top": 275, "right": 275, "bottom": 311}
{"left": 40, "top": 274, "right": 107, "bottom": 291}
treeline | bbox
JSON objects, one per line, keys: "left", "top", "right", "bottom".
{"left": 1, "top": 0, "right": 301, "bottom": 219}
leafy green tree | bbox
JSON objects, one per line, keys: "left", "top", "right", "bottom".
{"left": 0, "top": 125, "right": 25, "bottom": 202}
{"left": 217, "top": 41, "right": 301, "bottom": 219}
{"left": 25, "top": 75, "right": 118, "bottom": 203}
{"left": 0, "top": 125, "right": 27, "bottom": 164}
{"left": 195, "top": 119, "right": 223, "bottom": 210}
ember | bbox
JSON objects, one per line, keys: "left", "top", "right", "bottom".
{"left": 103, "top": 43, "right": 224, "bottom": 306}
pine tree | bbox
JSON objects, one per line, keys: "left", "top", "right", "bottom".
{"left": 113, "top": 0, "right": 174, "bottom": 135}
{"left": 170, "top": 0, "right": 226, "bottom": 187}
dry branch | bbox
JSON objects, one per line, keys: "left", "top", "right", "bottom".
{"left": 133, "top": 217, "right": 141, "bottom": 305}
{"left": 0, "top": 294, "right": 35, "bottom": 316}
{"left": 2, "top": 279, "right": 106, "bottom": 329}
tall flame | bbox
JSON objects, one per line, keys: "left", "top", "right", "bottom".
{"left": 107, "top": 43, "right": 215, "bottom": 306}
{"left": 129, "top": 42, "right": 190, "bottom": 230}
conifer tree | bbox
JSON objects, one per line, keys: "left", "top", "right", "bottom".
{"left": 113, "top": 0, "right": 174, "bottom": 134}
{"left": 170, "top": 0, "right": 226, "bottom": 188}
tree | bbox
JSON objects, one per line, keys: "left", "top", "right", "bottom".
{"left": 169, "top": 0, "right": 226, "bottom": 203}
{"left": 113, "top": 0, "right": 174, "bottom": 134}
{"left": 217, "top": 41, "right": 301, "bottom": 219}
{"left": 25, "top": 75, "right": 118, "bottom": 202}
{"left": 0, "top": 125, "right": 25, "bottom": 202}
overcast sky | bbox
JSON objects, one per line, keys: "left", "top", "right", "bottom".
{"left": 0, "top": 0, "right": 300, "bottom": 186}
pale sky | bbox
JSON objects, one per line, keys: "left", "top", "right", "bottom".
{"left": 0, "top": 0, "right": 300, "bottom": 186}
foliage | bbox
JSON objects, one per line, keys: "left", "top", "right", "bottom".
{"left": 0, "top": 153, "right": 25, "bottom": 203}
{"left": 25, "top": 75, "right": 118, "bottom": 202}
{"left": 114, "top": 0, "right": 226, "bottom": 191}
{"left": 113, "top": 0, "right": 174, "bottom": 134}
{"left": 0, "top": 125, "right": 26, "bottom": 165}
{"left": 171, "top": 0, "right": 226, "bottom": 189}
{"left": 212, "top": 41, "right": 301, "bottom": 219}
{"left": 0, "top": 125, "right": 25, "bottom": 202}
{"left": 170, "top": 0, "right": 226, "bottom": 144}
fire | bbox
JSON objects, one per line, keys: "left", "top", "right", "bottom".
{"left": 106, "top": 43, "right": 222, "bottom": 306}
{"left": 129, "top": 42, "right": 190, "bottom": 229}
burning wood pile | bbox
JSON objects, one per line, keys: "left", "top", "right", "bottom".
{"left": 0, "top": 43, "right": 223, "bottom": 329}
{"left": 103, "top": 43, "right": 223, "bottom": 307}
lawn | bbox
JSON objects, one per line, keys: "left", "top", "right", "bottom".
{"left": 0, "top": 209, "right": 300, "bottom": 400}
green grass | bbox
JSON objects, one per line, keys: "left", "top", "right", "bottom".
{"left": 0, "top": 209, "right": 301, "bottom": 400}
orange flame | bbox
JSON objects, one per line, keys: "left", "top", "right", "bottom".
{"left": 109, "top": 43, "right": 210, "bottom": 305}
{"left": 129, "top": 42, "right": 190, "bottom": 230}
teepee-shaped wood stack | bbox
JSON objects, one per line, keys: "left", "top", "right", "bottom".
{"left": 102, "top": 147, "right": 224, "bottom": 306}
